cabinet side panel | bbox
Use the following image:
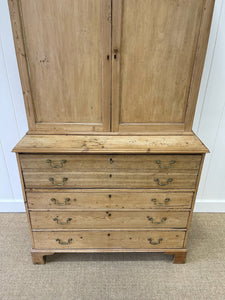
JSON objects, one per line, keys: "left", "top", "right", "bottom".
{"left": 16, "top": 153, "right": 34, "bottom": 248}
{"left": 183, "top": 154, "right": 205, "bottom": 247}
{"left": 184, "top": 0, "right": 215, "bottom": 131}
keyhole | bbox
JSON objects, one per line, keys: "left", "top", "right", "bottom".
{"left": 108, "top": 194, "right": 112, "bottom": 198}
{"left": 114, "top": 49, "right": 118, "bottom": 60}
{"left": 109, "top": 174, "right": 112, "bottom": 178}
{"left": 107, "top": 55, "right": 110, "bottom": 60}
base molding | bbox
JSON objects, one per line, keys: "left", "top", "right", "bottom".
{"left": 0, "top": 200, "right": 25, "bottom": 212}
{"left": 31, "top": 248, "right": 187, "bottom": 264}
{"left": 194, "top": 200, "right": 225, "bottom": 212}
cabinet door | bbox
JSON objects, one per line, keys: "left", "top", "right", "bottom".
{"left": 112, "top": 0, "right": 214, "bottom": 133}
{"left": 9, "top": 0, "right": 111, "bottom": 133}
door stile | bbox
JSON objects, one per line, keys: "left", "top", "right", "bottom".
{"left": 111, "top": 0, "right": 123, "bottom": 132}
{"left": 101, "top": 0, "right": 112, "bottom": 132}
{"left": 8, "top": 0, "right": 36, "bottom": 131}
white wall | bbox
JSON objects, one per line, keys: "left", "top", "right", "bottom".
{"left": 0, "top": 0, "right": 225, "bottom": 212}
{"left": 193, "top": 0, "right": 225, "bottom": 212}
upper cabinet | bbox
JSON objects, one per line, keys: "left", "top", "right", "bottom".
{"left": 9, "top": 0, "right": 215, "bottom": 134}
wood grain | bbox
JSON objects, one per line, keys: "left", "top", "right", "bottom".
{"left": 22, "top": 171, "right": 198, "bottom": 189}
{"left": 9, "top": 0, "right": 214, "bottom": 264}
{"left": 20, "top": 154, "right": 202, "bottom": 172}
{"left": 184, "top": 0, "right": 215, "bottom": 131}
{"left": 166, "top": 251, "right": 187, "bottom": 264}
{"left": 30, "top": 211, "right": 189, "bottom": 229}
{"left": 13, "top": 134, "right": 209, "bottom": 154}
{"left": 16, "top": 153, "right": 35, "bottom": 247}
{"left": 26, "top": 190, "right": 194, "bottom": 210}
{"left": 33, "top": 230, "right": 186, "bottom": 249}
{"left": 183, "top": 154, "right": 206, "bottom": 247}
{"left": 111, "top": 0, "right": 213, "bottom": 133}
{"left": 8, "top": 0, "right": 215, "bottom": 134}
{"left": 31, "top": 252, "right": 54, "bottom": 264}
{"left": 9, "top": 0, "right": 111, "bottom": 132}
{"left": 8, "top": 0, "right": 36, "bottom": 130}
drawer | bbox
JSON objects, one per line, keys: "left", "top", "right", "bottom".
{"left": 33, "top": 230, "right": 186, "bottom": 249}
{"left": 20, "top": 154, "right": 201, "bottom": 172}
{"left": 26, "top": 191, "right": 194, "bottom": 209}
{"left": 23, "top": 171, "right": 198, "bottom": 189}
{"left": 30, "top": 211, "right": 189, "bottom": 229}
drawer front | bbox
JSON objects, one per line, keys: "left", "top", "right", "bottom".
{"left": 23, "top": 171, "right": 198, "bottom": 189}
{"left": 20, "top": 154, "right": 201, "bottom": 172}
{"left": 26, "top": 191, "right": 194, "bottom": 209}
{"left": 30, "top": 211, "right": 189, "bottom": 229}
{"left": 33, "top": 230, "right": 185, "bottom": 249}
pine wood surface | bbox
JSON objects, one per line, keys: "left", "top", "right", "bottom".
{"left": 22, "top": 171, "right": 198, "bottom": 189}
{"left": 16, "top": 154, "right": 35, "bottom": 248}
{"left": 13, "top": 134, "right": 209, "bottom": 153}
{"left": 32, "top": 230, "right": 186, "bottom": 250}
{"left": 20, "top": 154, "right": 202, "bottom": 171}
{"left": 30, "top": 211, "right": 189, "bottom": 230}
{"left": 8, "top": 0, "right": 214, "bottom": 264}
{"left": 9, "top": 0, "right": 111, "bottom": 133}
{"left": 19, "top": 152, "right": 203, "bottom": 263}
{"left": 8, "top": 0, "right": 215, "bottom": 134}
{"left": 112, "top": 0, "right": 206, "bottom": 132}
{"left": 183, "top": 154, "right": 206, "bottom": 247}
{"left": 165, "top": 251, "right": 187, "bottom": 264}
{"left": 26, "top": 190, "right": 194, "bottom": 210}
{"left": 30, "top": 248, "right": 187, "bottom": 264}
{"left": 184, "top": 0, "right": 215, "bottom": 131}
{"left": 31, "top": 252, "right": 54, "bottom": 264}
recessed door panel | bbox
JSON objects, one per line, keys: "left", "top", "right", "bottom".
{"left": 112, "top": 0, "right": 206, "bottom": 132}
{"left": 15, "top": 0, "right": 111, "bottom": 132}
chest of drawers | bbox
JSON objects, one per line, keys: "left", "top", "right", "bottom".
{"left": 14, "top": 135, "right": 208, "bottom": 264}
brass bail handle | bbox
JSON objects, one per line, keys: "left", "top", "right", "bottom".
{"left": 46, "top": 159, "right": 67, "bottom": 168}
{"left": 148, "top": 238, "right": 163, "bottom": 245}
{"left": 49, "top": 177, "right": 68, "bottom": 186}
{"left": 147, "top": 217, "right": 167, "bottom": 224}
{"left": 53, "top": 216, "right": 72, "bottom": 225}
{"left": 151, "top": 198, "right": 170, "bottom": 206}
{"left": 51, "top": 197, "right": 71, "bottom": 206}
{"left": 56, "top": 238, "right": 72, "bottom": 245}
{"left": 155, "top": 160, "right": 176, "bottom": 169}
{"left": 154, "top": 178, "right": 173, "bottom": 186}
